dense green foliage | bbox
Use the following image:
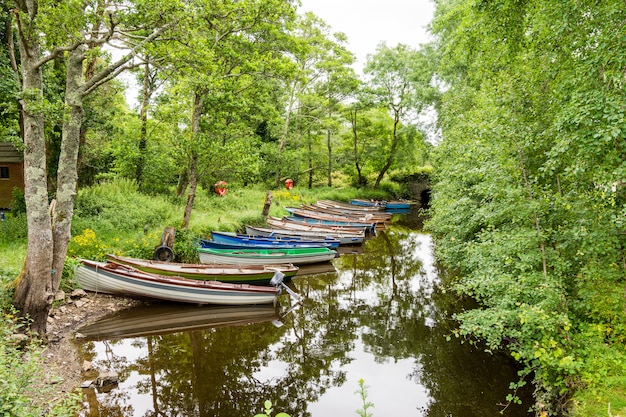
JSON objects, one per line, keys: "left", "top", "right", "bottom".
{"left": 14, "top": 2, "right": 431, "bottom": 196}
{"left": 15, "top": 0, "right": 626, "bottom": 413}
{"left": 426, "top": 0, "right": 626, "bottom": 415}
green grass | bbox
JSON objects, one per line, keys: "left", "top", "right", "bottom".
{"left": 572, "top": 379, "right": 626, "bottom": 417}
{"left": 0, "top": 241, "right": 26, "bottom": 276}
{"left": 0, "top": 180, "right": 391, "bottom": 291}
{"left": 570, "top": 340, "right": 626, "bottom": 417}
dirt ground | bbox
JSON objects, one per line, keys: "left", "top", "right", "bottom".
{"left": 42, "top": 291, "right": 145, "bottom": 404}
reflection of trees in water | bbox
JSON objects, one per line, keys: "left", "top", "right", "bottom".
{"left": 335, "top": 229, "right": 532, "bottom": 417}
{"left": 273, "top": 275, "right": 358, "bottom": 417}
{"left": 77, "top": 224, "right": 531, "bottom": 417}
{"left": 77, "top": 279, "right": 359, "bottom": 417}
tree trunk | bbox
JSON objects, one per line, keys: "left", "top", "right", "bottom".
{"left": 181, "top": 92, "right": 203, "bottom": 229}
{"left": 176, "top": 169, "right": 188, "bottom": 197}
{"left": 349, "top": 108, "right": 366, "bottom": 186}
{"left": 308, "top": 130, "right": 313, "bottom": 189}
{"left": 262, "top": 191, "right": 273, "bottom": 217}
{"left": 326, "top": 127, "right": 332, "bottom": 187}
{"left": 136, "top": 62, "right": 151, "bottom": 184}
{"left": 14, "top": 1, "right": 54, "bottom": 335}
{"left": 3, "top": 9, "right": 24, "bottom": 140}
{"left": 51, "top": 46, "right": 86, "bottom": 295}
{"left": 275, "top": 84, "right": 296, "bottom": 187}
{"left": 374, "top": 114, "right": 400, "bottom": 188}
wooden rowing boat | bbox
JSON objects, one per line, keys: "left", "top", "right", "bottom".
{"left": 284, "top": 207, "right": 379, "bottom": 233}
{"left": 107, "top": 254, "right": 298, "bottom": 285}
{"left": 75, "top": 259, "right": 280, "bottom": 305}
{"left": 268, "top": 216, "right": 368, "bottom": 234}
{"left": 208, "top": 231, "right": 340, "bottom": 248}
{"left": 317, "top": 199, "right": 384, "bottom": 212}
{"left": 303, "top": 203, "right": 392, "bottom": 222}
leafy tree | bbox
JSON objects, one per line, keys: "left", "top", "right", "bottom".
{"left": 363, "top": 43, "right": 436, "bottom": 188}
{"left": 11, "top": 0, "right": 178, "bottom": 334}
{"left": 0, "top": 2, "right": 20, "bottom": 143}
{"left": 148, "top": 0, "right": 298, "bottom": 228}
{"left": 311, "top": 29, "right": 358, "bottom": 186}
{"left": 273, "top": 12, "right": 357, "bottom": 188}
{"left": 340, "top": 106, "right": 390, "bottom": 186}
{"left": 427, "top": 0, "right": 626, "bottom": 412}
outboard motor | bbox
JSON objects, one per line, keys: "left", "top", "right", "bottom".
{"left": 270, "top": 271, "right": 302, "bottom": 301}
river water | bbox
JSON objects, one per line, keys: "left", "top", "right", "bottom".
{"left": 75, "top": 214, "right": 533, "bottom": 417}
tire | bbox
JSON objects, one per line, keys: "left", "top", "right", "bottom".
{"left": 153, "top": 245, "right": 174, "bottom": 262}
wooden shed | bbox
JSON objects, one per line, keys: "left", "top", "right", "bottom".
{"left": 0, "top": 142, "right": 24, "bottom": 210}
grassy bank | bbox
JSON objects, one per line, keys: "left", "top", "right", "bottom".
{"left": 1, "top": 179, "right": 396, "bottom": 296}
{"left": 0, "top": 179, "right": 396, "bottom": 416}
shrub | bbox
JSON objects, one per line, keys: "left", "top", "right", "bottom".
{"left": 73, "top": 178, "right": 175, "bottom": 235}
{"left": 0, "top": 212, "right": 27, "bottom": 244}
{"left": 172, "top": 228, "right": 201, "bottom": 263}
{"left": 10, "top": 188, "right": 26, "bottom": 214}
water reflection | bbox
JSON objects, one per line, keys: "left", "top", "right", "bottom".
{"left": 76, "top": 220, "right": 532, "bottom": 417}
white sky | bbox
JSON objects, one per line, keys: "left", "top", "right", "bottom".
{"left": 298, "top": 0, "right": 436, "bottom": 72}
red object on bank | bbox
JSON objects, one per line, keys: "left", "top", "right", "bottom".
{"left": 214, "top": 181, "right": 228, "bottom": 196}
{"left": 285, "top": 178, "right": 293, "bottom": 190}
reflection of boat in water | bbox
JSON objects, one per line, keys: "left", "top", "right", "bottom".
{"left": 336, "top": 245, "right": 365, "bottom": 255}
{"left": 295, "top": 261, "right": 337, "bottom": 276}
{"left": 76, "top": 303, "right": 282, "bottom": 341}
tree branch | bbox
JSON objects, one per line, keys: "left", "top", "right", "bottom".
{"left": 80, "top": 22, "right": 176, "bottom": 97}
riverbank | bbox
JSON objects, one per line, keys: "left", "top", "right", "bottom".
{"left": 1, "top": 183, "right": 400, "bottom": 415}
{"left": 41, "top": 292, "right": 145, "bottom": 410}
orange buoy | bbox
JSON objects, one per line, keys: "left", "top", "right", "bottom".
{"left": 214, "top": 181, "right": 228, "bottom": 196}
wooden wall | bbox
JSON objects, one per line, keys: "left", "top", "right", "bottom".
{"left": 0, "top": 142, "right": 24, "bottom": 209}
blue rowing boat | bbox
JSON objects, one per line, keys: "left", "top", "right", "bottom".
{"left": 350, "top": 199, "right": 413, "bottom": 213}
{"left": 208, "top": 231, "right": 340, "bottom": 249}
{"left": 283, "top": 209, "right": 377, "bottom": 235}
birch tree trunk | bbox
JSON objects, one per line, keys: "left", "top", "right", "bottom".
{"left": 13, "top": 0, "right": 55, "bottom": 335}
{"left": 275, "top": 83, "right": 296, "bottom": 186}
{"left": 137, "top": 61, "right": 152, "bottom": 183}
{"left": 51, "top": 46, "right": 86, "bottom": 292}
{"left": 326, "top": 126, "right": 332, "bottom": 187}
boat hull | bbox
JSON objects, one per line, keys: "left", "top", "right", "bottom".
{"left": 284, "top": 208, "right": 378, "bottom": 234}
{"left": 246, "top": 225, "right": 364, "bottom": 245}
{"left": 107, "top": 254, "right": 298, "bottom": 285}
{"left": 75, "top": 260, "right": 278, "bottom": 305}
{"left": 268, "top": 216, "right": 368, "bottom": 234}
{"left": 197, "top": 246, "right": 337, "bottom": 266}
{"left": 209, "top": 231, "right": 340, "bottom": 249}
